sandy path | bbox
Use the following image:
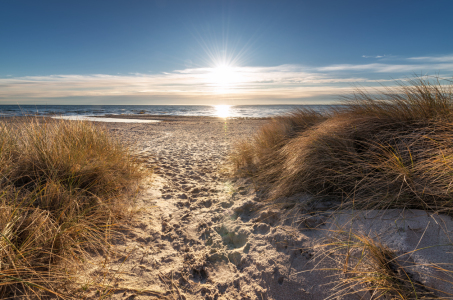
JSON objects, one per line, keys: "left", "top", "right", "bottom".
{"left": 81, "top": 116, "right": 340, "bottom": 300}
{"left": 83, "top": 116, "right": 453, "bottom": 300}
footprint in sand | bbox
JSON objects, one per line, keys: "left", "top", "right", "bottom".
{"left": 215, "top": 225, "right": 249, "bottom": 249}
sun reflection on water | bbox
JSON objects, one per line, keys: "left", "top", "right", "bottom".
{"left": 214, "top": 105, "right": 232, "bottom": 118}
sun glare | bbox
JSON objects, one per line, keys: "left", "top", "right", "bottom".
{"left": 214, "top": 105, "right": 232, "bottom": 118}
{"left": 210, "top": 64, "right": 240, "bottom": 94}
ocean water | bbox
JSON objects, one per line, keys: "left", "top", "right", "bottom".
{"left": 0, "top": 104, "right": 332, "bottom": 119}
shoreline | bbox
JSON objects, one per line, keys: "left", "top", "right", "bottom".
{"left": 0, "top": 104, "right": 332, "bottom": 119}
{"left": 0, "top": 114, "right": 271, "bottom": 124}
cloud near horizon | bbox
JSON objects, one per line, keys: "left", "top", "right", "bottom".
{"left": 1, "top": 55, "right": 452, "bottom": 105}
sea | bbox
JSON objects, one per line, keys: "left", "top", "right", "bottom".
{"left": 0, "top": 104, "right": 332, "bottom": 121}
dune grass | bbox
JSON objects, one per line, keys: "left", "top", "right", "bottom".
{"left": 0, "top": 118, "right": 143, "bottom": 298}
{"left": 230, "top": 76, "right": 453, "bottom": 298}
{"left": 230, "top": 76, "right": 453, "bottom": 212}
{"left": 321, "top": 230, "right": 438, "bottom": 300}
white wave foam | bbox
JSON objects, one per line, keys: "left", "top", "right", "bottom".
{"left": 52, "top": 116, "right": 160, "bottom": 123}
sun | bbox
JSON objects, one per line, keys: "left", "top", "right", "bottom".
{"left": 212, "top": 65, "right": 235, "bottom": 85}
{"left": 209, "top": 64, "right": 240, "bottom": 94}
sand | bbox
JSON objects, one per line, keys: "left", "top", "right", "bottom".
{"left": 82, "top": 115, "right": 453, "bottom": 299}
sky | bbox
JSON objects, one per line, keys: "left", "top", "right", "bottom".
{"left": 1, "top": 0, "right": 453, "bottom": 105}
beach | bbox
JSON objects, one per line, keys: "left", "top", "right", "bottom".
{"left": 3, "top": 0, "right": 451, "bottom": 298}
{"left": 68, "top": 114, "right": 449, "bottom": 300}
{"left": 2, "top": 114, "right": 452, "bottom": 299}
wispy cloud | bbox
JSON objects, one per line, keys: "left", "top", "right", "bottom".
{"left": 0, "top": 67, "right": 367, "bottom": 104}
{"left": 318, "top": 62, "right": 453, "bottom": 73}
{"left": 408, "top": 55, "right": 453, "bottom": 62}
{"left": 362, "top": 55, "right": 386, "bottom": 58}
{"left": 1, "top": 55, "right": 452, "bottom": 104}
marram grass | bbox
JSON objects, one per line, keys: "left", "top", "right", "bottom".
{"left": 321, "top": 231, "right": 439, "bottom": 300}
{"left": 230, "top": 76, "right": 453, "bottom": 212}
{"left": 0, "top": 118, "right": 143, "bottom": 298}
{"left": 231, "top": 76, "right": 453, "bottom": 298}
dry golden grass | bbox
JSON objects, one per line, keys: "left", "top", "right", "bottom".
{"left": 231, "top": 76, "right": 453, "bottom": 298}
{"left": 0, "top": 118, "right": 143, "bottom": 298}
{"left": 230, "top": 76, "right": 453, "bottom": 212}
{"left": 230, "top": 108, "right": 326, "bottom": 172}
{"left": 322, "top": 231, "right": 438, "bottom": 300}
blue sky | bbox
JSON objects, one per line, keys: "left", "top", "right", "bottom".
{"left": 1, "top": 0, "right": 453, "bottom": 105}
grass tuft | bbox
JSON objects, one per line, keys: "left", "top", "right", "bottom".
{"left": 324, "top": 231, "right": 436, "bottom": 300}
{"left": 0, "top": 117, "right": 143, "bottom": 298}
